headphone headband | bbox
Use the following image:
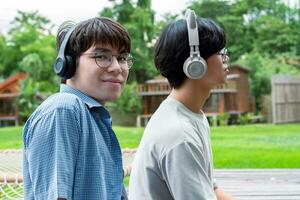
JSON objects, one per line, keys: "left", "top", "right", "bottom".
{"left": 185, "top": 9, "right": 199, "bottom": 48}
{"left": 57, "top": 25, "right": 77, "bottom": 59}
{"left": 183, "top": 9, "right": 207, "bottom": 80}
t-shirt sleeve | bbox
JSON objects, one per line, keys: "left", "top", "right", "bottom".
{"left": 24, "top": 108, "right": 80, "bottom": 199}
{"left": 159, "top": 141, "right": 216, "bottom": 200}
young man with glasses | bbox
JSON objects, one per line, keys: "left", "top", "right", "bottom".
{"left": 129, "top": 11, "right": 233, "bottom": 200}
{"left": 23, "top": 17, "right": 133, "bottom": 200}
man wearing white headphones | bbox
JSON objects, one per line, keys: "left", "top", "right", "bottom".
{"left": 129, "top": 10, "right": 233, "bottom": 200}
{"left": 23, "top": 17, "right": 133, "bottom": 199}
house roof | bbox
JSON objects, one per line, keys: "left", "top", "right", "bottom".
{"left": 0, "top": 73, "right": 27, "bottom": 93}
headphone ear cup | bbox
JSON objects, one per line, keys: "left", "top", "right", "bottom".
{"left": 183, "top": 56, "right": 207, "bottom": 79}
{"left": 63, "top": 55, "right": 76, "bottom": 79}
{"left": 54, "top": 24, "right": 77, "bottom": 79}
{"left": 54, "top": 56, "right": 67, "bottom": 77}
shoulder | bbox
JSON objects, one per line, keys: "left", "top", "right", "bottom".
{"left": 38, "top": 92, "right": 87, "bottom": 115}
{"left": 161, "top": 140, "right": 204, "bottom": 160}
{"left": 23, "top": 93, "right": 85, "bottom": 148}
{"left": 25, "top": 92, "right": 87, "bottom": 127}
{"left": 158, "top": 140, "right": 206, "bottom": 174}
{"left": 46, "top": 92, "right": 86, "bottom": 110}
{"left": 145, "top": 99, "right": 199, "bottom": 144}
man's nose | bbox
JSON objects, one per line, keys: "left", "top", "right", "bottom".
{"left": 107, "top": 56, "right": 122, "bottom": 73}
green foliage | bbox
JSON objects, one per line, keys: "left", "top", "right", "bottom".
{"left": 190, "top": 0, "right": 231, "bottom": 22}
{"left": 107, "top": 82, "right": 142, "bottom": 115}
{"left": 100, "top": 0, "right": 159, "bottom": 83}
{"left": 192, "top": 0, "right": 300, "bottom": 112}
{"left": 1, "top": 11, "right": 58, "bottom": 122}
{"left": 191, "top": 0, "right": 300, "bottom": 63}
{"left": 9, "top": 10, "right": 53, "bottom": 33}
{"left": 16, "top": 79, "right": 41, "bottom": 121}
{"left": 217, "top": 112, "right": 229, "bottom": 126}
{"left": 2, "top": 10, "right": 56, "bottom": 78}
{"left": 2, "top": 11, "right": 55, "bottom": 77}
{"left": 236, "top": 51, "right": 299, "bottom": 110}
{"left": 16, "top": 52, "right": 58, "bottom": 121}
{"left": 0, "top": 36, "right": 7, "bottom": 76}
{"left": 19, "top": 53, "right": 43, "bottom": 81}
{"left": 1, "top": 0, "right": 300, "bottom": 120}
{"left": 240, "top": 113, "right": 251, "bottom": 125}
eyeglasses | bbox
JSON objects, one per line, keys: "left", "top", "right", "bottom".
{"left": 82, "top": 52, "right": 134, "bottom": 70}
{"left": 217, "top": 48, "right": 229, "bottom": 62}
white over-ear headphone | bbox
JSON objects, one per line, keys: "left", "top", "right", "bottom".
{"left": 183, "top": 9, "right": 207, "bottom": 79}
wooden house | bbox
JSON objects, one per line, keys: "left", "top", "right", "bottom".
{"left": 136, "top": 65, "right": 250, "bottom": 126}
{"left": 0, "top": 73, "right": 27, "bottom": 126}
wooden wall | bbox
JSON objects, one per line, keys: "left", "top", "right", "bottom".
{"left": 228, "top": 65, "right": 250, "bottom": 113}
{"left": 272, "top": 75, "right": 300, "bottom": 124}
{"left": 138, "top": 65, "right": 251, "bottom": 116}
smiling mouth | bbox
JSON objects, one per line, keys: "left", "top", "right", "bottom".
{"left": 103, "top": 80, "right": 123, "bottom": 87}
{"left": 103, "top": 80, "right": 122, "bottom": 84}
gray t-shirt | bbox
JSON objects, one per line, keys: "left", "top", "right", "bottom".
{"left": 129, "top": 96, "right": 216, "bottom": 200}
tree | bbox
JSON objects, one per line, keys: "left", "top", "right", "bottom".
{"left": 0, "top": 35, "right": 8, "bottom": 78}
{"left": 237, "top": 51, "right": 299, "bottom": 110}
{"left": 17, "top": 54, "right": 44, "bottom": 120}
{"left": 190, "top": 0, "right": 300, "bottom": 112}
{"left": 3, "top": 10, "right": 56, "bottom": 79}
{"left": 100, "top": 0, "right": 158, "bottom": 83}
{"left": 190, "top": 0, "right": 231, "bottom": 23}
{"left": 1, "top": 11, "right": 58, "bottom": 122}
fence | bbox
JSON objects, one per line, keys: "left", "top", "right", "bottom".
{"left": 272, "top": 75, "right": 300, "bottom": 124}
{"left": 0, "top": 149, "right": 135, "bottom": 199}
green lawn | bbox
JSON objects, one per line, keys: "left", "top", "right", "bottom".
{"left": 211, "top": 124, "right": 300, "bottom": 168}
{"left": 0, "top": 124, "right": 300, "bottom": 168}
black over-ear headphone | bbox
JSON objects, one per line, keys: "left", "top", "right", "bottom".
{"left": 183, "top": 9, "right": 207, "bottom": 79}
{"left": 54, "top": 24, "right": 77, "bottom": 79}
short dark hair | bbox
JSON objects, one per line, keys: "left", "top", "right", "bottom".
{"left": 154, "top": 18, "right": 226, "bottom": 88}
{"left": 57, "top": 17, "right": 131, "bottom": 56}
{"left": 56, "top": 17, "right": 131, "bottom": 83}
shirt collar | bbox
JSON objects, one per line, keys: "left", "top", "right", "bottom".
{"left": 60, "top": 84, "right": 102, "bottom": 109}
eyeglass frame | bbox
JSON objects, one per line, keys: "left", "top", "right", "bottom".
{"left": 81, "top": 51, "right": 135, "bottom": 70}
{"left": 216, "top": 48, "right": 229, "bottom": 62}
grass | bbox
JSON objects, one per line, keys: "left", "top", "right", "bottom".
{"left": 0, "top": 126, "right": 23, "bottom": 149}
{"left": 113, "top": 126, "right": 144, "bottom": 148}
{"left": 0, "top": 184, "right": 23, "bottom": 200}
{"left": 211, "top": 124, "right": 300, "bottom": 168}
{"left": 0, "top": 124, "right": 300, "bottom": 168}
{"left": 0, "top": 126, "right": 145, "bottom": 149}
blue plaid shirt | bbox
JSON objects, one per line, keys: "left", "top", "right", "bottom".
{"left": 23, "top": 84, "right": 125, "bottom": 200}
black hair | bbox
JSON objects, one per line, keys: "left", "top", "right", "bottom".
{"left": 154, "top": 18, "right": 226, "bottom": 88}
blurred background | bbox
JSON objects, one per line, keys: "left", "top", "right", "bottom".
{"left": 0, "top": 1, "right": 300, "bottom": 199}
{"left": 0, "top": 0, "right": 299, "bottom": 126}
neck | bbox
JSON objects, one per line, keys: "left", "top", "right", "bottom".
{"left": 66, "top": 80, "right": 106, "bottom": 105}
{"left": 170, "top": 80, "right": 211, "bottom": 113}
